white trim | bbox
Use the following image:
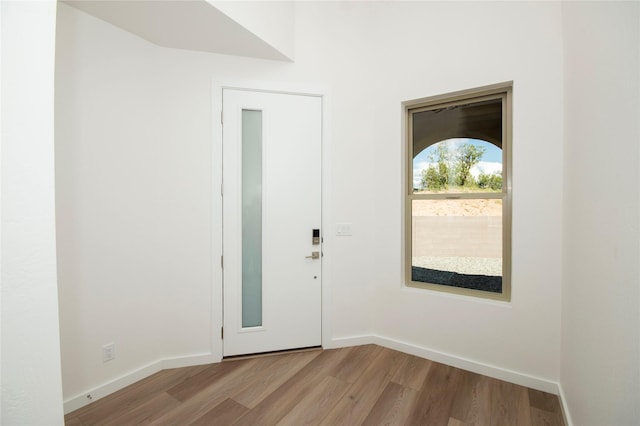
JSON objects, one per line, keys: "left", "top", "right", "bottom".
{"left": 211, "top": 80, "right": 224, "bottom": 363}
{"left": 319, "top": 89, "right": 333, "bottom": 350}
{"left": 161, "top": 353, "right": 215, "bottom": 370}
{"left": 329, "top": 335, "right": 375, "bottom": 349}
{"left": 62, "top": 353, "right": 215, "bottom": 414}
{"left": 557, "top": 382, "right": 574, "bottom": 426}
{"left": 211, "top": 78, "right": 332, "bottom": 357}
{"left": 331, "top": 334, "right": 561, "bottom": 395}
{"left": 213, "top": 79, "right": 328, "bottom": 99}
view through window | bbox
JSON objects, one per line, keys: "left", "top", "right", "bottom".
{"left": 406, "top": 84, "right": 511, "bottom": 300}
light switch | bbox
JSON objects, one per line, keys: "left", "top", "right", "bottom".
{"left": 336, "top": 223, "right": 352, "bottom": 236}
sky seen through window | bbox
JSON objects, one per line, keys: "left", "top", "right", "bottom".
{"left": 413, "top": 138, "right": 502, "bottom": 189}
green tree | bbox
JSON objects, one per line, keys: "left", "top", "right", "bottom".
{"left": 420, "top": 143, "right": 449, "bottom": 191}
{"left": 421, "top": 165, "right": 446, "bottom": 190}
{"left": 419, "top": 141, "right": 488, "bottom": 191}
{"left": 477, "top": 172, "right": 503, "bottom": 190}
{"left": 455, "top": 144, "right": 485, "bottom": 187}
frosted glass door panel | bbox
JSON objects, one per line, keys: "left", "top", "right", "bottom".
{"left": 242, "top": 109, "right": 262, "bottom": 328}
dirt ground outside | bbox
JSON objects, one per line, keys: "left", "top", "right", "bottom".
{"left": 412, "top": 198, "right": 502, "bottom": 217}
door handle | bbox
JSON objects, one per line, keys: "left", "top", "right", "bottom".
{"left": 305, "top": 252, "right": 320, "bottom": 259}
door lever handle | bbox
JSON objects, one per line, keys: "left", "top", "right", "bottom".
{"left": 305, "top": 252, "right": 320, "bottom": 259}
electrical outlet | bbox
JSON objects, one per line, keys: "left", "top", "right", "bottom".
{"left": 102, "top": 343, "right": 115, "bottom": 362}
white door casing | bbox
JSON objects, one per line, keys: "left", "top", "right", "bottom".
{"left": 222, "top": 89, "right": 322, "bottom": 357}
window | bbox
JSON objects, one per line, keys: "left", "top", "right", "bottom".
{"left": 404, "top": 83, "right": 512, "bottom": 300}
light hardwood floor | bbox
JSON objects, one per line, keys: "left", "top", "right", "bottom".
{"left": 65, "top": 345, "right": 564, "bottom": 425}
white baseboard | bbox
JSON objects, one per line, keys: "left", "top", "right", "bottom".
{"left": 161, "top": 353, "right": 215, "bottom": 370}
{"left": 331, "top": 334, "right": 561, "bottom": 395}
{"left": 63, "top": 353, "right": 216, "bottom": 414}
{"left": 557, "top": 382, "right": 574, "bottom": 426}
{"left": 329, "top": 335, "right": 374, "bottom": 349}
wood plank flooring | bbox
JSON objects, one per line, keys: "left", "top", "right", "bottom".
{"left": 65, "top": 345, "right": 564, "bottom": 426}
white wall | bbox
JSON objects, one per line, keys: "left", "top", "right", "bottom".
{"left": 56, "top": 1, "right": 565, "bottom": 407}
{"left": 288, "top": 6, "right": 564, "bottom": 375}
{"left": 351, "top": 1, "right": 564, "bottom": 384}
{"left": 210, "top": 0, "right": 295, "bottom": 60}
{"left": 561, "top": 2, "right": 640, "bottom": 425}
{"left": 1, "top": 1, "right": 65, "bottom": 424}
{"left": 55, "top": 3, "right": 216, "bottom": 401}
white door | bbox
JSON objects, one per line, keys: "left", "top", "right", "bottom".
{"left": 222, "top": 89, "right": 322, "bottom": 357}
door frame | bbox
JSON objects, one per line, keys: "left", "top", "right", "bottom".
{"left": 211, "top": 79, "right": 333, "bottom": 361}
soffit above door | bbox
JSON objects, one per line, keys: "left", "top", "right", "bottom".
{"left": 63, "top": 0, "right": 294, "bottom": 61}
